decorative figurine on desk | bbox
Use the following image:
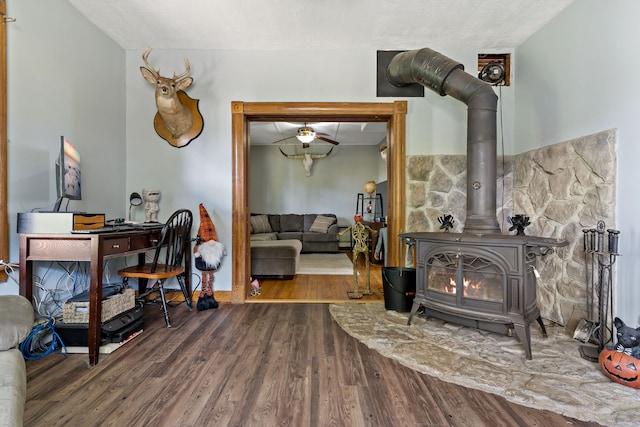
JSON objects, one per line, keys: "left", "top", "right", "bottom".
{"left": 337, "top": 214, "right": 378, "bottom": 299}
{"left": 142, "top": 189, "right": 161, "bottom": 223}
{"left": 194, "top": 203, "right": 226, "bottom": 311}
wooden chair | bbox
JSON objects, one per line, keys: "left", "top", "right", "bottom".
{"left": 118, "top": 209, "right": 193, "bottom": 327}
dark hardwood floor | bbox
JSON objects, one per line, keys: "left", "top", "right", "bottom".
{"left": 248, "top": 250, "right": 385, "bottom": 303}
{"left": 24, "top": 301, "right": 602, "bottom": 426}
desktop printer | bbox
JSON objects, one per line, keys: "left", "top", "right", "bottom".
{"left": 55, "top": 305, "right": 144, "bottom": 347}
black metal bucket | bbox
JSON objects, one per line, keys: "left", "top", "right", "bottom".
{"left": 382, "top": 267, "right": 416, "bottom": 312}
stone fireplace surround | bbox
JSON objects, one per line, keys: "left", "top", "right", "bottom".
{"left": 406, "top": 129, "right": 616, "bottom": 327}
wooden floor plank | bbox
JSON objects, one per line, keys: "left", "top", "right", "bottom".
{"left": 249, "top": 250, "right": 385, "bottom": 303}
{"left": 24, "top": 302, "right": 602, "bottom": 427}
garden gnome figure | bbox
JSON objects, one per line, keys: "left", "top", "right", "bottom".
{"left": 142, "top": 189, "right": 161, "bottom": 222}
{"left": 194, "top": 203, "right": 226, "bottom": 311}
{"left": 337, "top": 214, "right": 377, "bottom": 298}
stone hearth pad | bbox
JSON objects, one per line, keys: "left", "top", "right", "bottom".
{"left": 330, "top": 302, "right": 638, "bottom": 427}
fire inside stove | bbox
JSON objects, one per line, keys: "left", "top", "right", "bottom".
{"left": 428, "top": 253, "right": 503, "bottom": 302}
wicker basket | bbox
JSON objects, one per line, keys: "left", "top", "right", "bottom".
{"left": 63, "top": 288, "right": 136, "bottom": 324}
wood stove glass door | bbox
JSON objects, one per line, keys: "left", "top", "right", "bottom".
{"left": 426, "top": 253, "right": 458, "bottom": 296}
{"left": 425, "top": 252, "right": 505, "bottom": 311}
{"left": 459, "top": 255, "right": 503, "bottom": 303}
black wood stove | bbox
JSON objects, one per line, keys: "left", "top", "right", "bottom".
{"left": 401, "top": 232, "right": 561, "bottom": 359}
{"left": 385, "top": 47, "right": 565, "bottom": 359}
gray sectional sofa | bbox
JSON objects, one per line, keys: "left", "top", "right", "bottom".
{"left": 251, "top": 239, "right": 302, "bottom": 279}
{"left": 250, "top": 213, "right": 339, "bottom": 253}
{"left": 250, "top": 213, "right": 339, "bottom": 279}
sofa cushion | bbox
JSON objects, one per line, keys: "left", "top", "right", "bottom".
{"left": 0, "top": 295, "right": 34, "bottom": 351}
{"left": 250, "top": 214, "right": 272, "bottom": 234}
{"left": 251, "top": 239, "right": 302, "bottom": 278}
{"left": 267, "top": 214, "right": 280, "bottom": 232}
{"left": 309, "top": 215, "right": 336, "bottom": 233}
{"left": 303, "top": 214, "right": 317, "bottom": 231}
{"left": 251, "top": 239, "right": 302, "bottom": 259}
{"left": 0, "top": 349, "right": 26, "bottom": 427}
{"left": 250, "top": 232, "right": 278, "bottom": 241}
{"left": 280, "top": 214, "right": 304, "bottom": 232}
{"left": 303, "top": 232, "right": 337, "bottom": 243}
{"left": 278, "top": 231, "right": 303, "bottom": 241}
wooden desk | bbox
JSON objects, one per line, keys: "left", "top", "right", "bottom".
{"left": 18, "top": 229, "right": 191, "bottom": 366}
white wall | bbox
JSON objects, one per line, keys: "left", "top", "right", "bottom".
{"left": 404, "top": 49, "right": 516, "bottom": 157}
{"left": 124, "top": 48, "right": 495, "bottom": 291}
{"left": 3, "top": 0, "right": 125, "bottom": 295}
{"left": 7, "top": 0, "right": 635, "bottom": 325}
{"left": 514, "top": 0, "right": 638, "bottom": 323}
{"left": 5, "top": 3, "right": 518, "bottom": 297}
{"left": 250, "top": 145, "right": 381, "bottom": 225}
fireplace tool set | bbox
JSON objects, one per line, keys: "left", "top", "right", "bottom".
{"left": 576, "top": 220, "right": 620, "bottom": 362}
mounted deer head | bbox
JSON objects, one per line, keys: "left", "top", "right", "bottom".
{"left": 279, "top": 147, "right": 333, "bottom": 176}
{"left": 140, "top": 48, "right": 197, "bottom": 142}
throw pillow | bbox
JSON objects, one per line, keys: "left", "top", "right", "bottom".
{"left": 309, "top": 215, "right": 336, "bottom": 233}
{"left": 250, "top": 215, "right": 272, "bottom": 234}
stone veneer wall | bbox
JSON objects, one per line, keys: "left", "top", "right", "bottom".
{"left": 406, "top": 129, "right": 616, "bottom": 326}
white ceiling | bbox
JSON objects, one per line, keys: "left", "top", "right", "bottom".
{"left": 68, "top": 0, "right": 574, "bottom": 51}
{"left": 67, "top": 0, "right": 574, "bottom": 146}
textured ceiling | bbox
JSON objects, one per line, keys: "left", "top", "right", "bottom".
{"left": 68, "top": 0, "right": 574, "bottom": 51}
{"left": 67, "top": 0, "right": 574, "bottom": 146}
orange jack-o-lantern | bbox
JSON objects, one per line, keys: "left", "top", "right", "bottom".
{"left": 599, "top": 349, "right": 640, "bottom": 389}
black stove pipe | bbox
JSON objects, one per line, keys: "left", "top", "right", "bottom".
{"left": 387, "top": 48, "right": 500, "bottom": 234}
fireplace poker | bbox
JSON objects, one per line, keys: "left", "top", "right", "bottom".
{"left": 578, "top": 220, "right": 620, "bottom": 362}
{"left": 575, "top": 229, "right": 597, "bottom": 344}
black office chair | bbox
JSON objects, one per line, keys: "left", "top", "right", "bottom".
{"left": 118, "top": 209, "right": 193, "bottom": 327}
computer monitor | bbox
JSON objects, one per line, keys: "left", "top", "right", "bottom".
{"left": 53, "top": 136, "right": 82, "bottom": 212}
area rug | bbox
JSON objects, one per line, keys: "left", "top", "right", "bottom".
{"left": 330, "top": 303, "right": 638, "bottom": 427}
{"left": 297, "top": 253, "right": 353, "bottom": 275}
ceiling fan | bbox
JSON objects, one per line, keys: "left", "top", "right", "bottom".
{"left": 271, "top": 124, "right": 340, "bottom": 149}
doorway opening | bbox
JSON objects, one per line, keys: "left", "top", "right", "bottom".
{"left": 231, "top": 101, "right": 407, "bottom": 303}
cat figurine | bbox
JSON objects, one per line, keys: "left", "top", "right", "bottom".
{"left": 613, "top": 317, "right": 640, "bottom": 359}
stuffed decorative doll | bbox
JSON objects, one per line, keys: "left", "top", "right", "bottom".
{"left": 194, "top": 203, "right": 226, "bottom": 311}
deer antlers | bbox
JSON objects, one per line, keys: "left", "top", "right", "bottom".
{"left": 278, "top": 146, "right": 333, "bottom": 160}
{"left": 140, "top": 48, "right": 203, "bottom": 147}
{"left": 141, "top": 48, "right": 191, "bottom": 82}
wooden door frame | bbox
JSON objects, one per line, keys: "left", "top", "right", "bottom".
{"left": 0, "top": 0, "right": 8, "bottom": 282}
{"left": 231, "top": 101, "right": 407, "bottom": 303}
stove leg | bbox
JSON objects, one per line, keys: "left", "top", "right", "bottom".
{"left": 513, "top": 323, "right": 533, "bottom": 360}
{"left": 407, "top": 302, "right": 421, "bottom": 325}
{"left": 536, "top": 316, "right": 548, "bottom": 338}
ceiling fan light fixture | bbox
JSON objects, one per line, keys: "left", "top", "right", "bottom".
{"left": 296, "top": 126, "right": 316, "bottom": 143}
